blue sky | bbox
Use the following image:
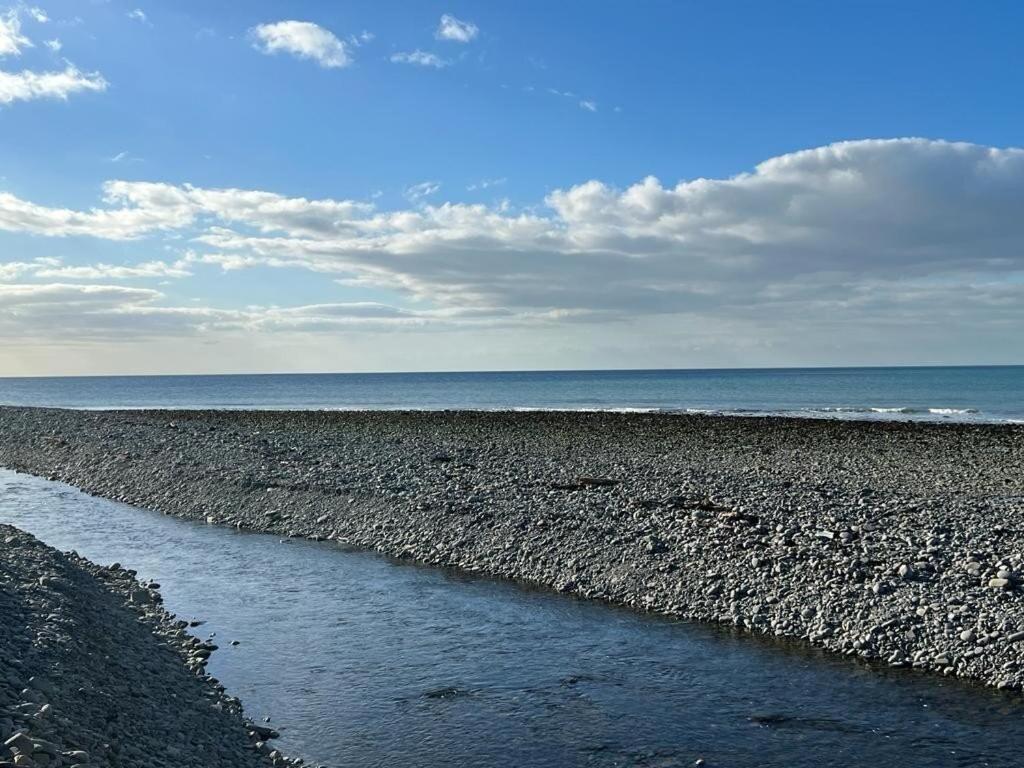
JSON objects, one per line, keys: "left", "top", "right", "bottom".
{"left": 1, "top": 1, "right": 1023, "bottom": 374}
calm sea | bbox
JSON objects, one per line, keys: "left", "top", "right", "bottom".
{"left": 0, "top": 366, "right": 1020, "bottom": 423}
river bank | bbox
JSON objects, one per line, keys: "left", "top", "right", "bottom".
{"left": 1, "top": 406, "right": 1022, "bottom": 691}
{"left": 0, "top": 523, "right": 300, "bottom": 768}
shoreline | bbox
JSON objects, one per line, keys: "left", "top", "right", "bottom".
{"left": 1, "top": 406, "right": 1023, "bottom": 691}
{"left": 1, "top": 403, "right": 1019, "bottom": 426}
{"left": 0, "top": 524, "right": 301, "bottom": 768}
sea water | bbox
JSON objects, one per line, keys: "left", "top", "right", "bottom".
{"left": 0, "top": 366, "right": 1021, "bottom": 422}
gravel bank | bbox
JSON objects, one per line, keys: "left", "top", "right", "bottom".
{"left": 1, "top": 406, "right": 1022, "bottom": 691}
{"left": 0, "top": 524, "right": 302, "bottom": 768}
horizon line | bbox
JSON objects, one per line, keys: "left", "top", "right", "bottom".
{"left": 1, "top": 362, "right": 1022, "bottom": 380}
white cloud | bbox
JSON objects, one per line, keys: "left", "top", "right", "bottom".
{"left": 0, "top": 181, "right": 192, "bottom": 238}
{"left": 0, "top": 281, "right": 543, "bottom": 342}
{"left": 0, "top": 260, "right": 29, "bottom": 279}
{"left": 42, "top": 258, "right": 191, "bottom": 279}
{"left": 544, "top": 87, "right": 599, "bottom": 112}
{"left": 467, "top": 177, "right": 506, "bottom": 191}
{"left": 3, "top": 139, "right": 1024, "bottom": 348}
{"left": 0, "top": 9, "right": 31, "bottom": 56}
{"left": 404, "top": 181, "right": 441, "bottom": 201}
{"left": 250, "top": 20, "right": 350, "bottom": 68}
{"left": 0, "top": 9, "right": 106, "bottom": 107}
{"left": 0, "top": 283, "right": 220, "bottom": 340}
{"left": 390, "top": 50, "right": 448, "bottom": 68}
{"left": 108, "top": 150, "right": 145, "bottom": 164}
{"left": 348, "top": 30, "right": 373, "bottom": 47}
{"left": 0, "top": 257, "right": 190, "bottom": 280}
{"left": 0, "top": 64, "right": 107, "bottom": 104}
{"left": 0, "top": 282, "right": 160, "bottom": 308}
{"left": 127, "top": 9, "right": 147, "bottom": 24}
{"left": 436, "top": 14, "right": 478, "bottom": 43}
{"left": 0, "top": 180, "right": 376, "bottom": 239}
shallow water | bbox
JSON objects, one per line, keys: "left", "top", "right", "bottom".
{"left": 1, "top": 468, "right": 1023, "bottom": 767}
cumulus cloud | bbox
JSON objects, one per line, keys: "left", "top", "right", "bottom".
{"left": 3, "top": 139, "right": 1024, "bottom": 344}
{"left": 0, "top": 64, "right": 107, "bottom": 104}
{"left": 436, "top": 14, "right": 478, "bottom": 43}
{"left": 127, "top": 9, "right": 147, "bottom": 24}
{"left": 390, "top": 50, "right": 447, "bottom": 68}
{"left": 43, "top": 37, "right": 59, "bottom": 52}
{"left": 250, "top": 20, "right": 350, "bottom": 68}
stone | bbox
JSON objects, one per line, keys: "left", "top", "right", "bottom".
{"left": 27, "top": 678, "right": 54, "bottom": 697}
{"left": 29, "top": 740, "right": 58, "bottom": 757}
{"left": 4, "top": 734, "right": 33, "bottom": 756}
{"left": 250, "top": 725, "right": 280, "bottom": 741}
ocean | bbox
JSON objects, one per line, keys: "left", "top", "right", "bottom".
{"left": 0, "top": 365, "right": 1020, "bottom": 423}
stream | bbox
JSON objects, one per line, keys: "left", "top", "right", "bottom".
{"left": 1, "top": 468, "right": 1022, "bottom": 767}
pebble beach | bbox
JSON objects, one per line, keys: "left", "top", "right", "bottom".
{"left": 1, "top": 406, "right": 1022, "bottom": 697}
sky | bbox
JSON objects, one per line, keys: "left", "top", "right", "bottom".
{"left": 1, "top": 0, "right": 1023, "bottom": 376}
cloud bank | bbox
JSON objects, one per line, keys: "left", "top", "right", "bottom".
{"left": 2, "top": 139, "right": 1024, "bottom": 352}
